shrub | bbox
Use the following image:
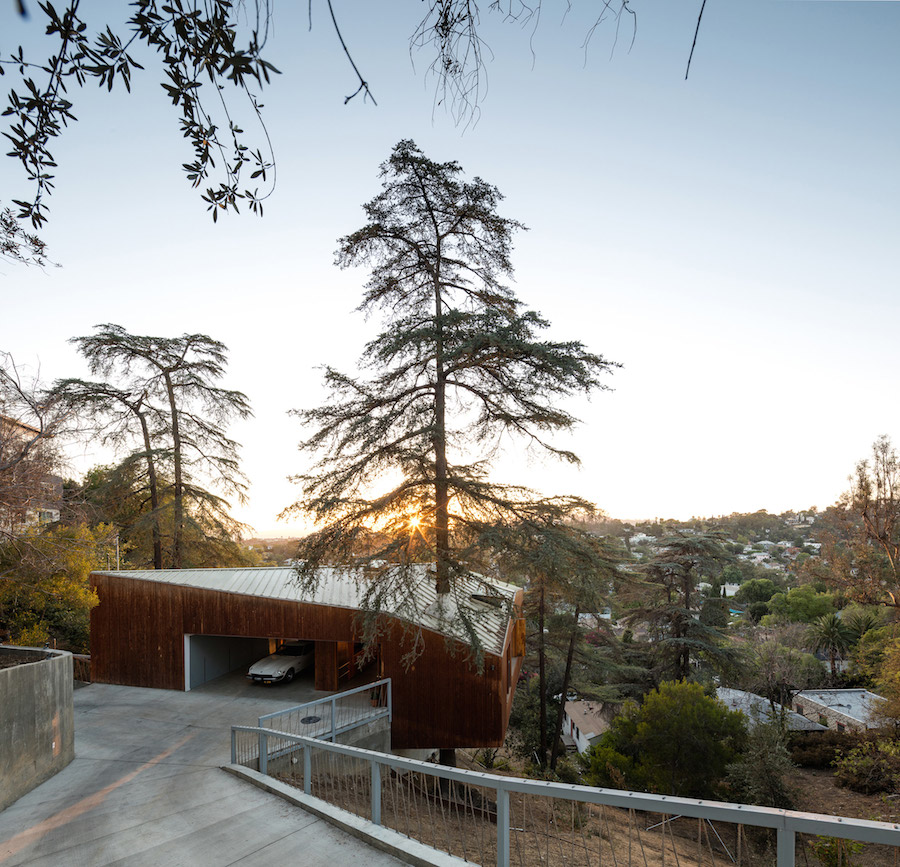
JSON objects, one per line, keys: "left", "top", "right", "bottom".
{"left": 833, "top": 739, "right": 900, "bottom": 794}
{"left": 789, "top": 730, "right": 850, "bottom": 769}
{"left": 553, "top": 758, "right": 581, "bottom": 785}
{"left": 808, "top": 836, "right": 865, "bottom": 867}
{"left": 726, "top": 720, "right": 796, "bottom": 809}
{"left": 583, "top": 682, "right": 746, "bottom": 798}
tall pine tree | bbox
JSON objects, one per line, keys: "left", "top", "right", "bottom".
{"left": 287, "top": 140, "right": 617, "bottom": 636}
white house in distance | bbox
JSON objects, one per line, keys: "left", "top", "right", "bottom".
{"left": 794, "top": 689, "right": 885, "bottom": 733}
{"left": 562, "top": 700, "right": 610, "bottom": 754}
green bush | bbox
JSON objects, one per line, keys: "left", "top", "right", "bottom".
{"left": 583, "top": 682, "right": 746, "bottom": 798}
{"left": 583, "top": 743, "right": 642, "bottom": 790}
{"left": 808, "top": 836, "right": 865, "bottom": 867}
{"left": 726, "top": 720, "right": 795, "bottom": 809}
{"left": 553, "top": 758, "right": 581, "bottom": 785}
{"left": 789, "top": 730, "right": 850, "bottom": 769}
{"left": 833, "top": 739, "right": 900, "bottom": 795}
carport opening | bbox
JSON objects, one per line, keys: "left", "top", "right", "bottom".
{"left": 184, "top": 634, "right": 274, "bottom": 690}
{"left": 183, "top": 635, "right": 380, "bottom": 692}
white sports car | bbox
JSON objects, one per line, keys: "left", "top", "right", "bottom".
{"left": 247, "top": 641, "right": 315, "bottom": 684}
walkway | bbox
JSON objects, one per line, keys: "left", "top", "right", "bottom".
{"left": 0, "top": 677, "right": 403, "bottom": 866}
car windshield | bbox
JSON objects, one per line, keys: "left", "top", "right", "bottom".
{"left": 276, "top": 644, "right": 310, "bottom": 656}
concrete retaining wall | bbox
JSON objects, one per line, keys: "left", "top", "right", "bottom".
{"left": 0, "top": 646, "right": 75, "bottom": 811}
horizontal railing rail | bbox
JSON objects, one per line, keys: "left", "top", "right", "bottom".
{"left": 231, "top": 724, "right": 900, "bottom": 867}
{"left": 258, "top": 677, "right": 391, "bottom": 743}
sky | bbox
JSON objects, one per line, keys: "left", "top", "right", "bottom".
{"left": 2, "top": 1, "right": 899, "bottom": 536}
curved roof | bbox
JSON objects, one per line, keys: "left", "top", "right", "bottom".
{"left": 93, "top": 565, "right": 520, "bottom": 656}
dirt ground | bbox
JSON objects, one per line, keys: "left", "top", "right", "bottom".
{"left": 272, "top": 744, "right": 899, "bottom": 866}
{"left": 0, "top": 648, "right": 48, "bottom": 669}
{"left": 793, "top": 766, "right": 900, "bottom": 825}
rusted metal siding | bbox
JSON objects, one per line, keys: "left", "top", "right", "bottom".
{"left": 314, "top": 641, "right": 339, "bottom": 691}
{"left": 90, "top": 572, "right": 521, "bottom": 750}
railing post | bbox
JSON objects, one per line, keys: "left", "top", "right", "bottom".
{"left": 387, "top": 679, "right": 392, "bottom": 722}
{"left": 259, "top": 731, "right": 268, "bottom": 776}
{"left": 497, "top": 785, "right": 510, "bottom": 867}
{"left": 231, "top": 728, "right": 236, "bottom": 765}
{"left": 331, "top": 697, "right": 337, "bottom": 742}
{"left": 303, "top": 745, "right": 312, "bottom": 795}
{"left": 371, "top": 760, "right": 382, "bottom": 826}
{"left": 777, "top": 828, "right": 795, "bottom": 867}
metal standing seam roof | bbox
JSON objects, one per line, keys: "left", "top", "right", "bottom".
{"left": 795, "top": 689, "right": 885, "bottom": 727}
{"left": 716, "top": 687, "right": 827, "bottom": 732}
{"left": 92, "top": 565, "right": 520, "bottom": 656}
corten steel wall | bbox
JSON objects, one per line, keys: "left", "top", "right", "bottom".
{"left": 90, "top": 573, "right": 524, "bottom": 749}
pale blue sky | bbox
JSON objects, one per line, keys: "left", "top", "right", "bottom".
{"left": 2, "top": 2, "right": 898, "bottom": 534}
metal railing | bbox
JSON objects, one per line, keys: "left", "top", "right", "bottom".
{"left": 230, "top": 725, "right": 900, "bottom": 867}
{"left": 257, "top": 678, "right": 391, "bottom": 743}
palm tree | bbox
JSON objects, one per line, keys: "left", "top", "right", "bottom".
{"left": 807, "top": 613, "right": 854, "bottom": 681}
{"left": 843, "top": 607, "right": 884, "bottom": 644}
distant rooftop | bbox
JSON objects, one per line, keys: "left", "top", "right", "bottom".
{"left": 0, "top": 413, "right": 40, "bottom": 436}
{"left": 565, "top": 700, "right": 609, "bottom": 738}
{"left": 717, "top": 687, "right": 826, "bottom": 731}
{"left": 92, "top": 565, "right": 519, "bottom": 656}
{"left": 796, "top": 689, "right": 884, "bottom": 727}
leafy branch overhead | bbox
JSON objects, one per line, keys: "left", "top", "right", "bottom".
{"left": 1, "top": 0, "right": 279, "bottom": 232}
{"left": 2, "top": 1, "right": 708, "bottom": 260}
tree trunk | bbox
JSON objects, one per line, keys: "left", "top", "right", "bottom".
{"left": 136, "top": 405, "right": 163, "bottom": 570}
{"left": 549, "top": 605, "right": 579, "bottom": 771}
{"left": 438, "top": 748, "right": 456, "bottom": 767}
{"left": 438, "top": 747, "right": 457, "bottom": 791}
{"left": 163, "top": 371, "right": 183, "bottom": 569}
{"left": 537, "top": 577, "right": 547, "bottom": 768}
{"left": 679, "top": 571, "right": 692, "bottom": 680}
{"left": 432, "top": 254, "right": 450, "bottom": 595}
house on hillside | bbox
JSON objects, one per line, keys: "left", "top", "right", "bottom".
{"left": 89, "top": 565, "right": 525, "bottom": 751}
{"left": 0, "top": 414, "right": 61, "bottom": 534}
{"left": 562, "top": 700, "right": 611, "bottom": 754}
{"left": 794, "top": 689, "right": 885, "bottom": 733}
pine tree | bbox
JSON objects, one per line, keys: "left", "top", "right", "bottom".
{"left": 287, "top": 140, "right": 617, "bottom": 636}
{"left": 627, "top": 532, "right": 735, "bottom": 682}
{"left": 66, "top": 326, "right": 251, "bottom": 568}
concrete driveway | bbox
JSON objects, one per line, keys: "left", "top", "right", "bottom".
{"left": 0, "top": 675, "right": 403, "bottom": 866}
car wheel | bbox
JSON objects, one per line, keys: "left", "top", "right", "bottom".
{"left": 284, "top": 669, "right": 294, "bottom": 683}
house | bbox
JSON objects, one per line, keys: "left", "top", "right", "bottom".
{"left": 716, "top": 687, "right": 826, "bottom": 731}
{"left": 698, "top": 582, "right": 741, "bottom": 598}
{"left": 89, "top": 565, "right": 525, "bottom": 751}
{"left": 562, "top": 700, "right": 610, "bottom": 754}
{"left": 812, "top": 649, "right": 850, "bottom": 675}
{"left": 793, "top": 689, "right": 885, "bottom": 732}
{"left": 0, "top": 414, "right": 61, "bottom": 535}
